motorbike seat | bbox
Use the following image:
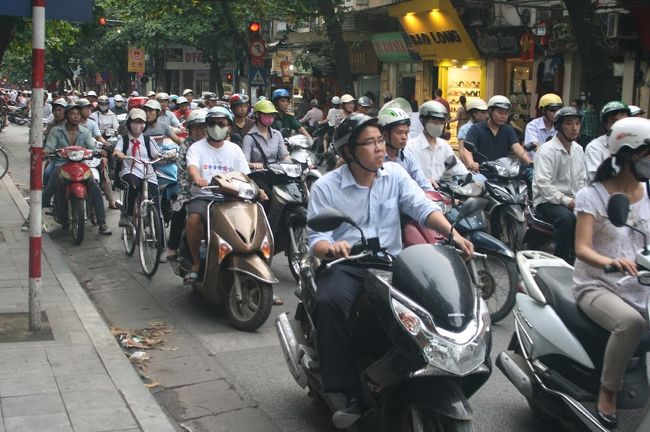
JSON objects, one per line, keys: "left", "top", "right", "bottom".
{"left": 535, "top": 267, "right": 650, "bottom": 360}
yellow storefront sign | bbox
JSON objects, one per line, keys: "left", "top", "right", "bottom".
{"left": 389, "top": 0, "right": 479, "bottom": 61}
{"left": 128, "top": 47, "right": 145, "bottom": 73}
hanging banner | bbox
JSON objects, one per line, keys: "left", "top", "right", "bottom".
{"left": 128, "top": 47, "right": 145, "bottom": 73}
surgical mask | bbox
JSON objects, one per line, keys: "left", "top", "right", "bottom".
{"left": 208, "top": 125, "right": 229, "bottom": 141}
{"left": 259, "top": 114, "right": 275, "bottom": 127}
{"left": 129, "top": 123, "right": 145, "bottom": 135}
{"left": 632, "top": 159, "right": 650, "bottom": 181}
{"left": 425, "top": 123, "right": 444, "bottom": 138}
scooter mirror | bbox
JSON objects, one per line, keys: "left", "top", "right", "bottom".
{"left": 524, "top": 142, "right": 537, "bottom": 152}
{"left": 308, "top": 208, "right": 355, "bottom": 232}
{"left": 461, "top": 172, "right": 473, "bottom": 186}
{"left": 457, "top": 197, "right": 488, "bottom": 221}
{"left": 638, "top": 274, "right": 650, "bottom": 286}
{"left": 464, "top": 141, "right": 477, "bottom": 153}
{"left": 444, "top": 155, "right": 457, "bottom": 170}
{"left": 607, "top": 193, "right": 630, "bottom": 227}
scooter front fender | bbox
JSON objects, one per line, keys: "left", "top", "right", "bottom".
{"left": 504, "top": 204, "right": 525, "bottom": 223}
{"left": 465, "top": 230, "right": 515, "bottom": 259}
{"left": 67, "top": 182, "right": 87, "bottom": 199}
{"left": 229, "top": 254, "right": 279, "bottom": 284}
{"left": 403, "top": 378, "right": 473, "bottom": 421}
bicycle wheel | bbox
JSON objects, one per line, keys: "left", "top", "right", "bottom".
{"left": 0, "top": 147, "right": 8, "bottom": 179}
{"left": 122, "top": 221, "right": 137, "bottom": 256}
{"left": 138, "top": 203, "right": 162, "bottom": 277}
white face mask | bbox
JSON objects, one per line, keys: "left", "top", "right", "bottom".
{"left": 425, "top": 123, "right": 444, "bottom": 138}
{"left": 129, "top": 122, "right": 145, "bottom": 135}
{"left": 207, "top": 125, "right": 229, "bottom": 141}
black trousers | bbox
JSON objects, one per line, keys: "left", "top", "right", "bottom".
{"left": 47, "top": 167, "right": 106, "bottom": 224}
{"left": 314, "top": 264, "right": 367, "bottom": 395}
{"left": 121, "top": 174, "right": 160, "bottom": 217}
{"left": 167, "top": 205, "right": 186, "bottom": 250}
{"left": 536, "top": 202, "right": 576, "bottom": 264}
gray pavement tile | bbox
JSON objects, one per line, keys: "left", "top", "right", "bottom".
{"left": 145, "top": 354, "right": 223, "bottom": 389}
{"left": 1, "top": 393, "right": 65, "bottom": 417}
{"left": 181, "top": 407, "right": 282, "bottom": 432}
{"left": 0, "top": 346, "right": 47, "bottom": 363}
{"left": 46, "top": 345, "right": 105, "bottom": 376}
{"left": 155, "top": 379, "right": 255, "bottom": 420}
{"left": 61, "top": 388, "right": 126, "bottom": 412}
{"left": 68, "top": 407, "right": 138, "bottom": 432}
{"left": 0, "top": 373, "right": 58, "bottom": 397}
{"left": 4, "top": 412, "right": 72, "bottom": 432}
{"left": 56, "top": 374, "right": 116, "bottom": 393}
{"left": 0, "top": 360, "right": 51, "bottom": 375}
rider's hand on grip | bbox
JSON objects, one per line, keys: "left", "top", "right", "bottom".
{"left": 606, "top": 258, "right": 638, "bottom": 276}
{"left": 327, "top": 241, "right": 351, "bottom": 260}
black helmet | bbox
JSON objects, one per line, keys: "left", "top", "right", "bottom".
{"left": 64, "top": 103, "right": 81, "bottom": 114}
{"left": 333, "top": 114, "right": 379, "bottom": 152}
{"left": 553, "top": 106, "right": 583, "bottom": 131}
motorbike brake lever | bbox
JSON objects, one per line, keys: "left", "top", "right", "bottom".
{"left": 325, "top": 251, "right": 371, "bottom": 269}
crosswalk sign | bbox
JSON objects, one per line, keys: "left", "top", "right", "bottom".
{"left": 249, "top": 67, "right": 268, "bottom": 87}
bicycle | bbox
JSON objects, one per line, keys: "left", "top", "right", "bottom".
{"left": 120, "top": 155, "right": 166, "bottom": 277}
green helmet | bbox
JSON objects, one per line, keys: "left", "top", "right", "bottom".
{"left": 600, "top": 101, "right": 631, "bottom": 123}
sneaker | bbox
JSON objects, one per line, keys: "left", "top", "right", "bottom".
{"left": 98, "top": 224, "right": 112, "bottom": 235}
{"left": 332, "top": 398, "right": 363, "bottom": 429}
{"left": 20, "top": 219, "right": 29, "bottom": 232}
{"left": 119, "top": 214, "right": 130, "bottom": 227}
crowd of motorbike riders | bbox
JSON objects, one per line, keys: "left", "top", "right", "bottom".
{"left": 6, "top": 81, "right": 650, "bottom": 428}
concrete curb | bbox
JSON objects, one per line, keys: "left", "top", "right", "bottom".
{"left": 2, "top": 174, "right": 177, "bottom": 432}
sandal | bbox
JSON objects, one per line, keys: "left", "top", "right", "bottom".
{"left": 184, "top": 271, "right": 199, "bottom": 285}
{"left": 108, "top": 201, "right": 119, "bottom": 210}
{"left": 273, "top": 295, "right": 284, "bottom": 306}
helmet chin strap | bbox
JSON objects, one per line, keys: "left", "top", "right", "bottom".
{"left": 385, "top": 137, "right": 405, "bottom": 160}
{"left": 351, "top": 157, "right": 380, "bottom": 172}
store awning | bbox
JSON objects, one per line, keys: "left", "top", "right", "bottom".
{"left": 370, "top": 32, "right": 421, "bottom": 62}
{"left": 389, "top": 0, "right": 480, "bottom": 61}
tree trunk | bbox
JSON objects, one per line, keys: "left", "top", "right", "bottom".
{"left": 315, "top": 0, "right": 354, "bottom": 96}
{"left": 217, "top": 0, "right": 250, "bottom": 63}
{"left": 0, "top": 17, "right": 17, "bottom": 65}
{"left": 563, "top": 0, "right": 619, "bottom": 111}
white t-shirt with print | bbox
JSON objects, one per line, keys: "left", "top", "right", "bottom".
{"left": 186, "top": 138, "right": 251, "bottom": 196}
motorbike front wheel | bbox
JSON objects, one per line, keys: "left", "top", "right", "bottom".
{"left": 390, "top": 404, "right": 474, "bottom": 432}
{"left": 225, "top": 273, "right": 273, "bottom": 332}
{"left": 287, "top": 225, "right": 307, "bottom": 282}
{"left": 472, "top": 254, "right": 517, "bottom": 323}
{"left": 69, "top": 195, "right": 85, "bottom": 245}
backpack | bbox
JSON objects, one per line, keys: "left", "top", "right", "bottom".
{"left": 113, "top": 135, "right": 153, "bottom": 185}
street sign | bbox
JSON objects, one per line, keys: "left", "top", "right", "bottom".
{"left": 128, "top": 47, "right": 145, "bottom": 73}
{"left": 0, "top": 1, "right": 93, "bottom": 22}
{"left": 249, "top": 39, "right": 266, "bottom": 67}
{"left": 249, "top": 67, "right": 268, "bottom": 87}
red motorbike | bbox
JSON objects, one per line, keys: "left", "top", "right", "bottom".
{"left": 51, "top": 146, "right": 95, "bottom": 245}
{"left": 402, "top": 190, "right": 451, "bottom": 246}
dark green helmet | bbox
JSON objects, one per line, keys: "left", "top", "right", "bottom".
{"left": 600, "top": 101, "right": 631, "bottom": 123}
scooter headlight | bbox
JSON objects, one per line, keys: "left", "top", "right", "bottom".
{"left": 423, "top": 331, "right": 487, "bottom": 376}
{"left": 487, "top": 183, "right": 511, "bottom": 202}
{"left": 66, "top": 149, "right": 85, "bottom": 161}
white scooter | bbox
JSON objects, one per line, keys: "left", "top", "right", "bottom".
{"left": 497, "top": 193, "right": 650, "bottom": 431}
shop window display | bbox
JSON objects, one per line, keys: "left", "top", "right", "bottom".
{"left": 446, "top": 66, "right": 482, "bottom": 147}
{"left": 507, "top": 61, "right": 533, "bottom": 131}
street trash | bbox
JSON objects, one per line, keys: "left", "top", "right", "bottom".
{"left": 129, "top": 351, "right": 150, "bottom": 363}
{"left": 111, "top": 321, "right": 174, "bottom": 350}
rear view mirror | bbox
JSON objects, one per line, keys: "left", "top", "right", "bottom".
{"left": 464, "top": 141, "right": 477, "bottom": 153}
{"left": 461, "top": 173, "right": 473, "bottom": 186}
{"left": 444, "top": 155, "right": 457, "bottom": 170}
{"left": 308, "top": 208, "right": 354, "bottom": 232}
{"left": 607, "top": 193, "right": 630, "bottom": 227}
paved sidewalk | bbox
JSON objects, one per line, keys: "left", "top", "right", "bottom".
{"left": 0, "top": 174, "right": 177, "bottom": 432}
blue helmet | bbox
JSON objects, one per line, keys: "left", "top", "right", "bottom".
{"left": 206, "top": 106, "right": 234, "bottom": 124}
{"left": 272, "top": 88, "right": 290, "bottom": 102}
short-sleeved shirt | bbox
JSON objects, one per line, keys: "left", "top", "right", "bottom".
{"left": 458, "top": 119, "right": 476, "bottom": 141}
{"left": 573, "top": 183, "right": 650, "bottom": 310}
{"left": 272, "top": 112, "right": 302, "bottom": 138}
{"left": 231, "top": 117, "right": 255, "bottom": 142}
{"left": 143, "top": 121, "right": 173, "bottom": 140}
{"left": 407, "top": 133, "right": 469, "bottom": 181}
{"left": 81, "top": 118, "right": 101, "bottom": 139}
{"left": 307, "top": 162, "right": 441, "bottom": 256}
{"left": 158, "top": 110, "right": 181, "bottom": 128}
{"left": 115, "top": 134, "right": 161, "bottom": 183}
{"left": 464, "top": 121, "right": 519, "bottom": 163}
{"left": 242, "top": 126, "right": 289, "bottom": 165}
{"left": 185, "top": 138, "right": 251, "bottom": 196}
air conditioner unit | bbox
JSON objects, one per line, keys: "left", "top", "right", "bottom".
{"left": 606, "top": 12, "right": 636, "bottom": 39}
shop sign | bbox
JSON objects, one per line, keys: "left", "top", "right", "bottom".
{"left": 348, "top": 41, "right": 379, "bottom": 75}
{"left": 474, "top": 26, "right": 527, "bottom": 58}
{"left": 390, "top": 0, "right": 479, "bottom": 60}
{"left": 164, "top": 46, "right": 210, "bottom": 71}
{"left": 370, "top": 32, "right": 421, "bottom": 62}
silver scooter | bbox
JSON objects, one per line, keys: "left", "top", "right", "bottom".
{"left": 497, "top": 193, "right": 650, "bottom": 431}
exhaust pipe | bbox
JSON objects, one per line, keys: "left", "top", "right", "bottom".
{"left": 275, "top": 313, "right": 308, "bottom": 388}
{"left": 496, "top": 352, "right": 534, "bottom": 399}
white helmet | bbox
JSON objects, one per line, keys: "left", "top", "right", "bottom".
{"left": 86, "top": 90, "right": 97, "bottom": 97}
{"left": 628, "top": 105, "right": 646, "bottom": 117}
{"left": 340, "top": 94, "right": 356, "bottom": 104}
{"left": 331, "top": 96, "right": 341, "bottom": 105}
{"left": 113, "top": 94, "right": 124, "bottom": 102}
{"left": 186, "top": 110, "right": 207, "bottom": 128}
{"left": 143, "top": 100, "right": 161, "bottom": 111}
{"left": 176, "top": 96, "right": 189, "bottom": 105}
{"left": 156, "top": 92, "right": 170, "bottom": 101}
{"left": 487, "top": 95, "right": 511, "bottom": 111}
{"left": 465, "top": 97, "right": 488, "bottom": 112}
{"left": 608, "top": 117, "right": 650, "bottom": 156}
{"left": 377, "top": 107, "right": 411, "bottom": 130}
{"left": 419, "top": 100, "right": 448, "bottom": 120}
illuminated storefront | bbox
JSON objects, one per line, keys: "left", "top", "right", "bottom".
{"left": 389, "top": 0, "right": 486, "bottom": 147}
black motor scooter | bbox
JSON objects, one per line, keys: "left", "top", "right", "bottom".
{"left": 276, "top": 200, "right": 492, "bottom": 431}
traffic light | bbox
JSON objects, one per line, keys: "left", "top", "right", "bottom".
{"left": 98, "top": 16, "right": 107, "bottom": 26}
{"left": 248, "top": 21, "right": 261, "bottom": 37}
{"left": 226, "top": 73, "right": 233, "bottom": 81}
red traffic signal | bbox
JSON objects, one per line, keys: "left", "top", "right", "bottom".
{"left": 226, "top": 73, "right": 233, "bottom": 81}
{"left": 248, "top": 22, "right": 261, "bottom": 33}
{"left": 98, "top": 16, "right": 107, "bottom": 26}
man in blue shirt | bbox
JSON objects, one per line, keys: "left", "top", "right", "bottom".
{"left": 307, "top": 114, "right": 473, "bottom": 428}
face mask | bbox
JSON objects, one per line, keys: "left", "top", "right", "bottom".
{"left": 208, "top": 125, "right": 229, "bottom": 141}
{"left": 99, "top": 104, "right": 109, "bottom": 112}
{"left": 115, "top": 102, "right": 123, "bottom": 107}
{"left": 259, "top": 114, "right": 275, "bottom": 127}
{"left": 129, "top": 122, "right": 145, "bottom": 135}
{"left": 425, "top": 123, "right": 444, "bottom": 138}
{"left": 632, "top": 159, "right": 650, "bottom": 181}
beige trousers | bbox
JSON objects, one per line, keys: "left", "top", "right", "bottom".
{"left": 578, "top": 288, "right": 646, "bottom": 391}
